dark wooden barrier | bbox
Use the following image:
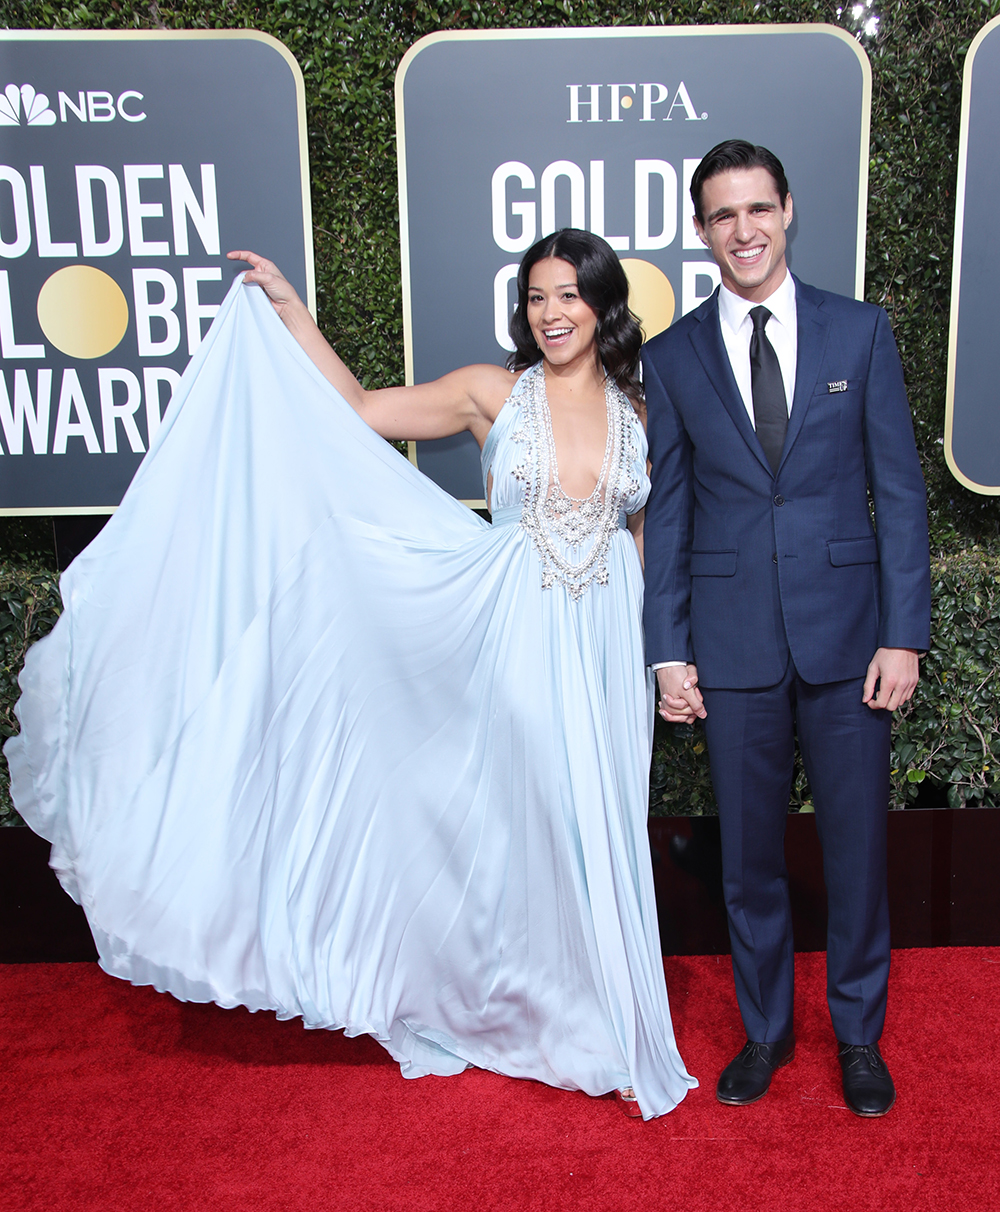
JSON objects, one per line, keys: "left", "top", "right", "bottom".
{"left": 649, "top": 808, "right": 1000, "bottom": 955}
{"left": 3, "top": 809, "right": 999, "bottom": 962}
{"left": 1, "top": 827, "right": 98, "bottom": 962}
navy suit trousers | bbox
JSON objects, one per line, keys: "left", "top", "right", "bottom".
{"left": 701, "top": 660, "right": 892, "bottom": 1046}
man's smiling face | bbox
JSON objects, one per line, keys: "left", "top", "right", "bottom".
{"left": 693, "top": 166, "right": 794, "bottom": 303}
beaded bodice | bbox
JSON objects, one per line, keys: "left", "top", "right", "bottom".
{"left": 482, "top": 362, "right": 649, "bottom": 600}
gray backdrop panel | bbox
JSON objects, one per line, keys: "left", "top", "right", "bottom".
{"left": 0, "top": 33, "right": 311, "bottom": 511}
{"left": 398, "top": 28, "right": 869, "bottom": 502}
{"left": 948, "top": 21, "right": 1000, "bottom": 492}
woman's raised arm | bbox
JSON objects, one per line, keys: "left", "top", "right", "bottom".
{"left": 228, "top": 252, "right": 511, "bottom": 445}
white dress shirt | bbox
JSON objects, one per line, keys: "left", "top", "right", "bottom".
{"left": 652, "top": 270, "right": 797, "bottom": 672}
{"left": 718, "top": 270, "right": 798, "bottom": 423}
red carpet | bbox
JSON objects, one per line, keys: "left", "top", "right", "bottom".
{"left": 2, "top": 948, "right": 997, "bottom": 1211}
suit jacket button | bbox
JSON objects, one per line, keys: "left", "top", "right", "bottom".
{"left": 773, "top": 494, "right": 784, "bottom": 506}
{"left": 772, "top": 553, "right": 778, "bottom": 563}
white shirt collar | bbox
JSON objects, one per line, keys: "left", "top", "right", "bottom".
{"left": 718, "top": 269, "right": 797, "bottom": 336}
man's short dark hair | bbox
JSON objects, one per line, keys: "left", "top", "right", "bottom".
{"left": 690, "top": 140, "right": 789, "bottom": 223}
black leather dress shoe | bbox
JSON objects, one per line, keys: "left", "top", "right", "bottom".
{"left": 838, "top": 1042, "right": 896, "bottom": 1117}
{"left": 716, "top": 1036, "right": 795, "bottom": 1105}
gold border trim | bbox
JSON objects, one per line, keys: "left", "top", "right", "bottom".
{"left": 395, "top": 24, "right": 871, "bottom": 502}
{"left": 0, "top": 506, "right": 116, "bottom": 517}
{"left": 944, "top": 14, "right": 1000, "bottom": 494}
{"left": 0, "top": 27, "right": 315, "bottom": 517}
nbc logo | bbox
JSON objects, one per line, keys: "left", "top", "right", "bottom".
{"left": 0, "top": 83, "right": 56, "bottom": 126}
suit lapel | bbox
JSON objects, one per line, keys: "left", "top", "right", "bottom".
{"left": 778, "top": 277, "right": 833, "bottom": 472}
{"left": 689, "top": 292, "right": 773, "bottom": 477}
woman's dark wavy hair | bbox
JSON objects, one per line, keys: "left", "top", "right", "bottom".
{"left": 507, "top": 229, "right": 644, "bottom": 406}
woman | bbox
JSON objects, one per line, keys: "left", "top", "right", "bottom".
{"left": 6, "top": 230, "right": 696, "bottom": 1118}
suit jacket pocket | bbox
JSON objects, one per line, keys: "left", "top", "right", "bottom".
{"left": 690, "top": 550, "right": 738, "bottom": 576}
{"left": 827, "top": 537, "right": 878, "bottom": 566}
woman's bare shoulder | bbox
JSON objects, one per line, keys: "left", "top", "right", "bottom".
{"left": 454, "top": 363, "right": 521, "bottom": 422}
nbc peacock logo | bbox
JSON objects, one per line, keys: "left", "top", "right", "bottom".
{"left": 0, "top": 84, "right": 57, "bottom": 127}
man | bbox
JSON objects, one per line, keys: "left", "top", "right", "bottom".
{"left": 641, "top": 140, "right": 930, "bottom": 1117}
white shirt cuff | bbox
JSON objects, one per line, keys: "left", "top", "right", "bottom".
{"left": 650, "top": 661, "right": 687, "bottom": 670}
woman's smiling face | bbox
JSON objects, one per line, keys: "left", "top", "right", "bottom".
{"left": 525, "top": 257, "right": 599, "bottom": 371}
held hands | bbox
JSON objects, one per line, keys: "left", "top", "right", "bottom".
{"left": 657, "top": 665, "right": 707, "bottom": 723}
{"left": 226, "top": 251, "right": 305, "bottom": 320}
{"left": 655, "top": 648, "right": 917, "bottom": 725}
{"left": 862, "top": 647, "right": 920, "bottom": 712}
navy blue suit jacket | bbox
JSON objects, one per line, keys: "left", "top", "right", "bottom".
{"left": 641, "top": 277, "right": 931, "bottom": 689}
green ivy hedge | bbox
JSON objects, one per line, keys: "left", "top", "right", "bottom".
{"left": 0, "top": 566, "right": 61, "bottom": 826}
{"left": 2, "top": 0, "right": 999, "bottom": 823}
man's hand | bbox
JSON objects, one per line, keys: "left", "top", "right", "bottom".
{"left": 657, "top": 664, "right": 707, "bottom": 722}
{"left": 862, "top": 647, "right": 920, "bottom": 711}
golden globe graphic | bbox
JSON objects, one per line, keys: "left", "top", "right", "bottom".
{"left": 0, "top": 30, "right": 313, "bottom": 514}
{"left": 36, "top": 266, "right": 129, "bottom": 359}
{"left": 621, "top": 259, "right": 675, "bottom": 340}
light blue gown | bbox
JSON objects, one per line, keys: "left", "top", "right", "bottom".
{"left": 5, "top": 279, "right": 696, "bottom": 1118}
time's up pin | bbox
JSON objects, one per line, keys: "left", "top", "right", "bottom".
{"left": 827, "top": 380, "right": 848, "bottom": 393}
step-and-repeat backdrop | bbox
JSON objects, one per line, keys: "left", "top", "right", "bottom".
{"left": 0, "top": 30, "right": 313, "bottom": 513}
{"left": 2, "top": 25, "right": 876, "bottom": 513}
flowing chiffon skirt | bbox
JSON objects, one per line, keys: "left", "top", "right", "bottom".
{"left": 5, "top": 278, "right": 696, "bottom": 1118}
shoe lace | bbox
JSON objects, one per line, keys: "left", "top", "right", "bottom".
{"left": 838, "top": 1043, "right": 886, "bottom": 1075}
{"left": 741, "top": 1040, "right": 779, "bottom": 1066}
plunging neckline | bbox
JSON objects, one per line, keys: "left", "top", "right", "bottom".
{"left": 540, "top": 370, "right": 614, "bottom": 508}
{"left": 506, "top": 362, "right": 639, "bottom": 600}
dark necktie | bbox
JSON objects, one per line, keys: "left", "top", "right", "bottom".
{"left": 749, "top": 305, "right": 787, "bottom": 475}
